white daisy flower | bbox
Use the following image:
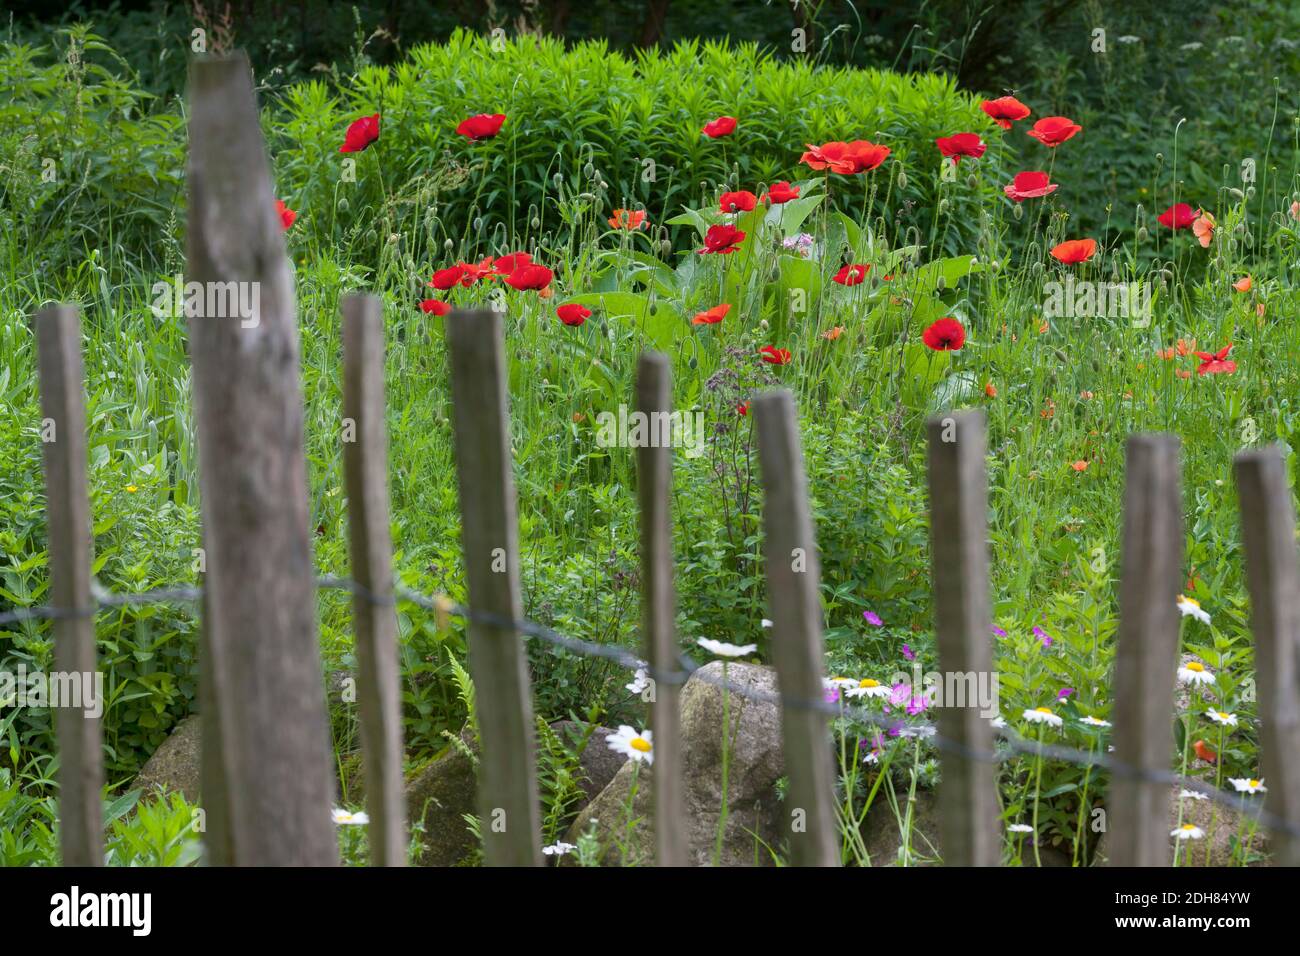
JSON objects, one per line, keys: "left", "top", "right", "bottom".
{"left": 1206, "top": 710, "right": 1238, "bottom": 728}
{"left": 696, "top": 637, "right": 757, "bottom": 658}
{"left": 1117, "top": 35, "right": 1141, "bottom": 43}
{"left": 761, "top": 619, "right": 773, "bottom": 628}
{"left": 1172, "top": 823, "right": 1205, "bottom": 840}
{"left": 824, "top": 676, "right": 858, "bottom": 689}
{"left": 1177, "top": 595, "right": 1211, "bottom": 625}
{"left": 1023, "top": 706, "right": 1063, "bottom": 728}
{"left": 1179, "top": 789, "right": 1209, "bottom": 801}
{"left": 1179, "top": 42, "right": 1204, "bottom": 51}
{"left": 1229, "top": 777, "right": 1267, "bottom": 794}
{"left": 1079, "top": 715, "right": 1111, "bottom": 727}
{"left": 332, "top": 808, "right": 369, "bottom": 826}
{"left": 542, "top": 841, "right": 576, "bottom": 856}
{"left": 845, "top": 677, "right": 891, "bottom": 700}
{"left": 990, "top": 715, "right": 1007, "bottom": 729}
{"left": 625, "top": 668, "right": 651, "bottom": 695}
{"left": 607, "top": 725, "right": 654, "bottom": 764}
{"left": 1007, "top": 823, "right": 1034, "bottom": 834}
{"left": 898, "top": 723, "right": 936, "bottom": 739}
{"left": 1178, "top": 661, "right": 1215, "bottom": 686}
{"left": 862, "top": 749, "right": 879, "bottom": 765}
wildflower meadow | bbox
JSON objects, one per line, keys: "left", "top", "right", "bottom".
{"left": 1, "top": 0, "right": 1299, "bottom": 923}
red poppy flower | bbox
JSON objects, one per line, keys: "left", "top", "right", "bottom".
{"left": 1025, "top": 116, "right": 1082, "bottom": 147}
{"left": 493, "top": 252, "right": 532, "bottom": 276}
{"left": 456, "top": 113, "right": 506, "bottom": 141}
{"left": 763, "top": 181, "right": 800, "bottom": 204}
{"left": 702, "top": 116, "right": 737, "bottom": 138}
{"left": 980, "top": 96, "right": 1031, "bottom": 130}
{"left": 922, "top": 318, "right": 966, "bottom": 351}
{"left": 1003, "top": 171, "right": 1058, "bottom": 202}
{"left": 504, "top": 263, "right": 554, "bottom": 291}
{"left": 419, "top": 299, "right": 450, "bottom": 316}
{"left": 1050, "top": 238, "right": 1097, "bottom": 264}
{"left": 935, "top": 133, "right": 986, "bottom": 165}
{"left": 556, "top": 303, "right": 591, "bottom": 326}
{"left": 1193, "top": 740, "right": 1218, "bottom": 764}
{"left": 801, "top": 140, "right": 890, "bottom": 174}
{"left": 1194, "top": 345, "right": 1236, "bottom": 376}
{"left": 832, "top": 263, "right": 870, "bottom": 286}
{"left": 719, "top": 190, "right": 758, "bottom": 213}
{"left": 692, "top": 304, "right": 731, "bottom": 325}
{"left": 699, "top": 224, "right": 745, "bottom": 254}
{"left": 429, "top": 264, "right": 470, "bottom": 290}
{"left": 339, "top": 114, "right": 380, "bottom": 153}
{"left": 735, "top": 401, "right": 750, "bottom": 416}
{"left": 276, "top": 199, "right": 297, "bottom": 231}
{"left": 759, "top": 345, "right": 792, "bottom": 365}
{"left": 1157, "top": 203, "right": 1197, "bottom": 230}
{"left": 608, "top": 209, "right": 646, "bottom": 230}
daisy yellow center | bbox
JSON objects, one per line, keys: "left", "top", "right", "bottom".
{"left": 1218, "top": 712, "right": 1231, "bottom": 720}
{"left": 1249, "top": 779, "right": 1260, "bottom": 787}
{"left": 1179, "top": 595, "right": 1200, "bottom": 608}
{"left": 125, "top": 485, "right": 138, "bottom": 493}
{"left": 1035, "top": 707, "right": 1054, "bottom": 715}
{"left": 1185, "top": 662, "right": 1204, "bottom": 672}
{"left": 1180, "top": 824, "right": 1197, "bottom": 831}
{"left": 630, "top": 737, "right": 652, "bottom": 753}
{"left": 859, "top": 679, "right": 880, "bottom": 688}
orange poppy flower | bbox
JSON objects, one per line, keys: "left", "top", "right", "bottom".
{"left": 1233, "top": 275, "right": 1252, "bottom": 293}
{"left": 609, "top": 209, "right": 647, "bottom": 230}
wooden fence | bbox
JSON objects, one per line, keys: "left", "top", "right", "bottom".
{"left": 25, "top": 52, "right": 1300, "bottom": 866}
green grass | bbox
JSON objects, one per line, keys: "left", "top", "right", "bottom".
{"left": 2, "top": 23, "right": 1297, "bottom": 865}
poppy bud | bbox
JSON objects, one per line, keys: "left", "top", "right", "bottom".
{"left": 598, "top": 181, "right": 608, "bottom": 190}
{"left": 1155, "top": 152, "right": 1163, "bottom": 162}
{"left": 579, "top": 192, "right": 597, "bottom": 201}
{"left": 531, "top": 217, "right": 540, "bottom": 229}
{"left": 688, "top": 357, "right": 698, "bottom": 369}
{"left": 1012, "top": 203, "right": 1023, "bottom": 220}
{"left": 935, "top": 276, "right": 946, "bottom": 291}
{"left": 966, "top": 174, "right": 978, "bottom": 188}
{"left": 897, "top": 168, "right": 908, "bottom": 190}
{"left": 1228, "top": 187, "right": 1244, "bottom": 200}
{"left": 364, "top": 228, "right": 378, "bottom": 245}
{"left": 938, "top": 198, "right": 949, "bottom": 214}
{"left": 760, "top": 319, "right": 769, "bottom": 330}
{"left": 473, "top": 217, "right": 483, "bottom": 232}
{"left": 991, "top": 260, "right": 1001, "bottom": 272}
{"left": 660, "top": 240, "right": 672, "bottom": 255}
{"left": 337, "top": 197, "right": 350, "bottom": 212}
{"left": 1246, "top": 186, "right": 1256, "bottom": 199}
{"left": 583, "top": 162, "right": 594, "bottom": 178}
{"left": 444, "top": 238, "right": 454, "bottom": 250}
{"left": 553, "top": 173, "right": 564, "bottom": 188}
{"left": 1136, "top": 226, "right": 1148, "bottom": 242}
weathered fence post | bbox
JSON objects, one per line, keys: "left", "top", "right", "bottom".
{"left": 635, "top": 352, "right": 687, "bottom": 866}
{"left": 445, "top": 308, "right": 542, "bottom": 866}
{"left": 1234, "top": 447, "right": 1300, "bottom": 866}
{"left": 34, "top": 303, "right": 103, "bottom": 867}
{"left": 341, "top": 293, "right": 407, "bottom": 866}
{"left": 1110, "top": 434, "right": 1184, "bottom": 866}
{"left": 187, "top": 52, "right": 338, "bottom": 865}
{"left": 753, "top": 389, "right": 839, "bottom": 866}
{"left": 926, "top": 410, "right": 999, "bottom": 866}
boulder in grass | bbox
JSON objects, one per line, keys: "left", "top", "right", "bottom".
{"left": 132, "top": 715, "right": 202, "bottom": 802}
{"left": 565, "top": 661, "right": 787, "bottom": 866}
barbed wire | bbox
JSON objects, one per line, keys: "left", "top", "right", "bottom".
{"left": 2, "top": 575, "right": 1297, "bottom": 841}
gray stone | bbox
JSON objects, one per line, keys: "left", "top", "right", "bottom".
{"left": 566, "top": 661, "right": 787, "bottom": 866}
{"left": 1094, "top": 784, "right": 1270, "bottom": 866}
{"left": 132, "top": 715, "right": 202, "bottom": 802}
